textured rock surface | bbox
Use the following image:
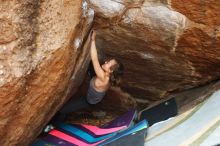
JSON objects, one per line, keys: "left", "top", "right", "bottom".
{"left": 1, "top": 0, "right": 220, "bottom": 145}
{"left": 0, "top": 0, "right": 93, "bottom": 145}
{"left": 89, "top": 0, "right": 220, "bottom": 105}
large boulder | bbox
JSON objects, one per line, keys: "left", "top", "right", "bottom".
{"left": 88, "top": 0, "right": 220, "bottom": 105}
{"left": 0, "top": 0, "right": 93, "bottom": 145}
{"left": 0, "top": 0, "right": 220, "bottom": 145}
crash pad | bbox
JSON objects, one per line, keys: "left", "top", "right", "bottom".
{"left": 98, "top": 120, "right": 148, "bottom": 146}
{"left": 139, "top": 98, "right": 177, "bottom": 126}
{"left": 54, "top": 124, "right": 116, "bottom": 143}
{"left": 42, "top": 134, "right": 76, "bottom": 146}
{"left": 53, "top": 109, "right": 137, "bottom": 143}
{"left": 31, "top": 139, "right": 58, "bottom": 146}
{"left": 31, "top": 109, "right": 139, "bottom": 146}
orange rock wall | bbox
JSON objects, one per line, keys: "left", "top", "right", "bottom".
{"left": 0, "top": 0, "right": 93, "bottom": 145}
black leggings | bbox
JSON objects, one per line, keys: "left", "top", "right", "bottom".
{"left": 52, "top": 97, "right": 90, "bottom": 122}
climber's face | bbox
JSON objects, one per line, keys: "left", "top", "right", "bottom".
{"left": 102, "top": 59, "right": 117, "bottom": 73}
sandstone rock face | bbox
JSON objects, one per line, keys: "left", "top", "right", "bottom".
{"left": 1, "top": 0, "right": 220, "bottom": 145}
{"left": 88, "top": 0, "right": 220, "bottom": 104}
{"left": 0, "top": 0, "right": 93, "bottom": 145}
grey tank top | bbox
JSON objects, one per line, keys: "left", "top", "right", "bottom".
{"left": 86, "top": 78, "right": 106, "bottom": 104}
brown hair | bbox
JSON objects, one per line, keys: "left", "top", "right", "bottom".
{"left": 107, "top": 59, "right": 124, "bottom": 86}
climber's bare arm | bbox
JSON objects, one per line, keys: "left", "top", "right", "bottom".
{"left": 90, "top": 31, "right": 105, "bottom": 80}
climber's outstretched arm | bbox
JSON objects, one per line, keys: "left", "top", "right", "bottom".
{"left": 90, "top": 31, "right": 105, "bottom": 80}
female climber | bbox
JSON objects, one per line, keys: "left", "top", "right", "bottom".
{"left": 87, "top": 30, "right": 123, "bottom": 104}
{"left": 51, "top": 30, "right": 123, "bottom": 122}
